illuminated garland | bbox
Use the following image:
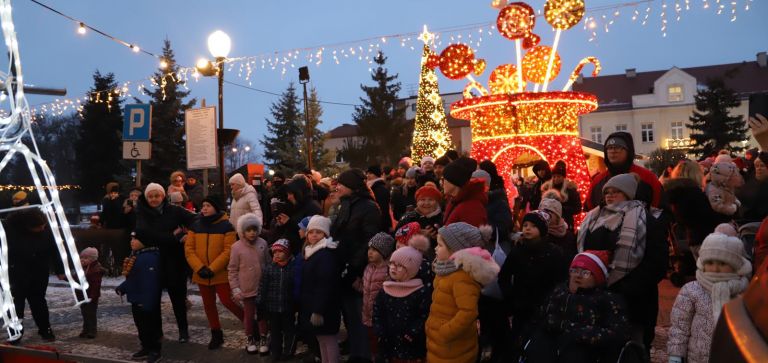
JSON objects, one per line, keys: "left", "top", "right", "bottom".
{"left": 411, "top": 41, "right": 453, "bottom": 163}
{"left": 0, "top": 184, "right": 81, "bottom": 191}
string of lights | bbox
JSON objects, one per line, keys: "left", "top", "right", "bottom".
{"left": 22, "top": 0, "right": 754, "bottom": 119}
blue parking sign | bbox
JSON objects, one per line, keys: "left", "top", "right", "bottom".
{"left": 123, "top": 104, "right": 152, "bottom": 141}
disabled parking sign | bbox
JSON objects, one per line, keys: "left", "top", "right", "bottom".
{"left": 123, "top": 104, "right": 152, "bottom": 141}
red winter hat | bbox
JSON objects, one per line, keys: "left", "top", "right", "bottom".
{"left": 415, "top": 185, "right": 442, "bottom": 202}
{"left": 395, "top": 222, "right": 421, "bottom": 246}
{"left": 570, "top": 250, "right": 610, "bottom": 286}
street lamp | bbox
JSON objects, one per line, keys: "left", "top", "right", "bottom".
{"left": 198, "top": 30, "right": 233, "bottom": 195}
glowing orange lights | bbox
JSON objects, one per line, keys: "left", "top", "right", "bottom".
{"left": 489, "top": 64, "right": 521, "bottom": 95}
{"left": 412, "top": 44, "right": 453, "bottom": 163}
{"left": 438, "top": 44, "right": 476, "bottom": 80}
{"left": 544, "top": 0, "right": 586, "bottom": 30}
{"left": 522, "top": 45, "right": 561, "bottom": 84}
{"left": 497, "top": 2, "right": 538, "bottom": 49}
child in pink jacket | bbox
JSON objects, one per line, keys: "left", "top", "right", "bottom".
{"left": 228, "top": 213, "right": 267, "bottom": 354}
{"left": 363, "top": 232, "right": 395, "bottom": 363}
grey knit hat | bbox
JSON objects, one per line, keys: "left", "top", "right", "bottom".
{"left": 603, "top": 173, "right": 638, "bottom": 200}
{"left": 471, "top": 169, "right": 491, "bottom": 188}
{"left": 368, "top": 232, "right": 395, "bottom": 259}
{"left": 438, "top": 222, "right": 483, "bottom": 252}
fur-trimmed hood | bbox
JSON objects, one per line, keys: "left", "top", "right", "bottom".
{"left": 236, "top": 212, "right": 262, "bottom": 236}
{"left": 541, "top": 179, "right": 577, "bottom": 202}
{"left": 451, "top": 247, "right": 500, "bottom": 286}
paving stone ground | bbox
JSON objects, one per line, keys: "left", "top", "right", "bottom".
{"left": 0, "top": 276, "right": 681, "bottom": 362}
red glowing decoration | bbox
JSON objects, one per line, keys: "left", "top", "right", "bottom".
{"left": 439, "top": 44, "right": 476, "bottom": 80}
{"left": 426, "top": 53, "right": 440, "bottom": 70}
{"left": 452, "top": 91, "right": 598, "bottom": 227}
{"left": 522, "top": 45, "right": 561, "bottom": 84}
{"left": 474, "top": 59, "right": 487, "bottom": 76}
{"left": 496, "top": 3, "right": 536, "bottom": 40}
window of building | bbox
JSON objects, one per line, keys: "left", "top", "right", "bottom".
{"left": 335, "top": 150, "right": 345, "bottom": 163}
{"left": 641, "top": 123, "right": 654, "bottom": 143}
{"left": 670, "top": 121, "right": 684, "bottom": 139}
{"left": 615, "top": 124, "right": 628, "bottom": 132}
{"left": 410, "top": 103, "right": 417, "bottom": 112}
{"left": 590, "top": 126, "right": 602, "bottom": 143}
{"left": 668, "top": 84, "right": 684, "bottom": 102}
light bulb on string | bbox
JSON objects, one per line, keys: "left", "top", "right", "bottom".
{"left": 131, "top": 44, "right": 140, "bottom": 53}
{"left": 77, "top": 22, "right": 86, "bottom": 35}
{"left": 159, "top": 59, "right": 168, "bottom": 69}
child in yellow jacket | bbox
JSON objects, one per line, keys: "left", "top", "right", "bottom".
{"left": 426, "top": 222, "right": 499, "bottom": 363}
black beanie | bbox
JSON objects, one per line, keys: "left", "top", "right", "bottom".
{"left": 552, "top": 160, "right": 567, "bottom": 177}
{"left": 337, "top": 169, "right": 367, "bottom": 191}
{"left": 435, "top": 156, "right": 451, "bottom": 167}
{"left": 445, "top": 150, "right": 460, "bottom": 161}
{"left": 443, "top": 157, "right": 477, "bottom": 187}
{"left": 366, "top": 165, "right": 382, "bottom": 177}
{"left": 522, "top": 210, "right": 550, "bottom": 238}
{"left": 203, "top": 195, "right": 224, "bottom": 213}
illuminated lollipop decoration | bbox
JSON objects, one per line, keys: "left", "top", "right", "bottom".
{"left": 522, "top": 45, "right": 561, "bottom": 86}
{"left": 541, "top": 0, "right": 585, "bottom": 91}
{"left": 496, "top": 2, "right": 539, "bottom": 93}
{"left": 438, "top": 44, "right": 488, "bottom": 97}
{"left": 489, "top": 64, "right": 521, "bottom": 95}
{"left": 562, "top": 56, "right": 601, "bottom": 91}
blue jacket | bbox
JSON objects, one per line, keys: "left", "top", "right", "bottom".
{"left": 118, "top": 248, "right": 161, "bottom": 312}
{"left": 299, "top": 247, "right": 341, "bottom": 335}
{"left": 260, "top": 257, "right": 297, "bottom": 313}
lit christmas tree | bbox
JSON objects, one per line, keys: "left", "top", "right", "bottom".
{"left": 411, "top": 28, "right": 452, "bottom": 164}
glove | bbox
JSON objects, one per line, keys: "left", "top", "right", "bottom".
{"left": 115, "top": 287, "right": 124, "bottom": 296}
{"left": 197, "top": 266, "right": 214, "bottom": 279}
{"left": 231, "top": 288, "right": 243, "bottom": 302}
{"left": 669, "top": 356, "right": 683, "bottom": 363}
{"left": 310, "top": 313, "right": 324, "bottom": 327}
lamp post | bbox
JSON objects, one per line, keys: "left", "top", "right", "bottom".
{"left": 206, "top": 30, "right": 231, "bottom": 195}
{"left": 298, "top": 66, "right": 312, "bottom": 171}
{"left": 230, "top": 145, "right": 251, "bottom": 171}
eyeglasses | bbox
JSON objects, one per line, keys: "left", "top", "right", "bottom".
{"left": 389, "top": 262, "right": 405, "bottom": 271}
{"left": 569, "top": 268, "right": 593, "bottom": 278}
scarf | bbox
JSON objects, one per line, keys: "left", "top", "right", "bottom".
{"left": 696, "top": 269, "right": 749, "bottom": 321}
{"left": 382, "top": 278, "right": 424, "bottom": 298}
{"left": 433, "top": 259, "right": 459, "bottom": 276}
{"left": 548, "top": 218, "right": 568, "bottom": 238}
{"left": 421, "top": 205, "right": 442, "bottom": 218}
{"left": 304, "top": 237, "right": 338, "bottom": 259}
{"left": 578, "top": 200, "right": 646, "bottom": 285}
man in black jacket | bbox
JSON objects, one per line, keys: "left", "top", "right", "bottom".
{"left": 366, "top": 165, "right": 392, "bottom": 232}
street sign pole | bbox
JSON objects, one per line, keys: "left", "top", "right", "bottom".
{"left": 136, "top": 160, "right": 141, "bottom": 187}
{"left": 123, "top": 104, "right": 152, "bottom": 187}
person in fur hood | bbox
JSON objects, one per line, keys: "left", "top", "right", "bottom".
{"left": 426, "top": 222, "right": 500, "bottom": 363}
{"left": 705, "top": 154, "right": 743, "bottom": 217}
{"left": 541, "top": 160, "right": 582, "bottom": 228}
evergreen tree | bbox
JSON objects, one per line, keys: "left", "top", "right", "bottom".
{"left": 140, "top": 39, "right": 196, "bottom": 183}
{"left": 261, "top": 83, "right": 304, "bottom": 174}
{"left": 29, "top": 113, "right": 80, "bottom": 185}
{"left": 76, "top": 70, "right": 125, "bottom": 202}
{"left": 411, "top": 44, "right": 452, "bottom": 164}
{"left": 352, "top": 51, "right": 408, "bottom": 165}
{"left": 306, "top": 87, "right": 331, "bottom": 171}
{"left": 687, "top": 78, "right": 748, "bottom": 156}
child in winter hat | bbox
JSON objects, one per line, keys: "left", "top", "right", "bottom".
{"left": 78, "top": 247, "right": 105, "bottom": 339}
{"left": 373, "top": 246, "right": 430, "bottom": 362}
{"left": 363, "top": 233, "right": 395, "bottom": 361}
{"left": 259, "top": 238, "right": 298, "bottom": 358}
{"left": 525, "top": 250, "right": 631, "bottom": 362}
{"left": 668, "top": 231, "right": 752, "bottom": 363}
{"left": 498, "top": 210, "right": 568, "bottom": 358}
{"left": 297, "top": 216, "right": 311, "bottom": 240}
{"left": 298, "top": 215, "right": 341, "bottom": 363}
{"left": 427, "top": 222, "right": 499, "bottom": 363}
{"left": 395, "top": 222, "right": 421, "bottom": 249}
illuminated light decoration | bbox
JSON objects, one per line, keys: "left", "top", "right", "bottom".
{"left": 410, "top": 44, "right": 453, "bottom": 164}
{"left": 438, "top": 43, "right": 475, "bottom": 80}
{"left": 544, "top": 0, "right": 586, "bottom": 30}
{"left": 463, "top": 80, "right": 489, "bottom": 98}
{"left": 77, "top": 22, "right": 86, "bottom": 35}
{"left": 491, "top": 0, "right": 509, "bottom": 9}
{"left": 496, "top": 3, "right": 537, "bottom": 46}
{"left": 489, "top": 64, "right": 521, "bottom": 95}
{"left": 0, "top": 184, "right": 80, "bottom": 191}
{"left": 522, "top": 45, "right": 561, "bottom": 84}
{"left": 451, "top": 92, "right": 597, "bottom": 227}
{"left": 473, "top": 59, "right": 487, "bottom": 76}
{"left": 0, "top": 0, "right": 90, "bottom": 340}
{"left": 561, "top": 56, "right": 601, "bottom": 91}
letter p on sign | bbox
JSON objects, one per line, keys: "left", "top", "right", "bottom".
{"left": 123, "top": 104, "right": 152, "bottom": 141}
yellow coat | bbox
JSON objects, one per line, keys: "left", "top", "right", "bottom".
{"left": 425, "top": 269, "right": 481, "bottom": 363}
{"left": 184, "top": 213, "right": 236, "bottom": 286}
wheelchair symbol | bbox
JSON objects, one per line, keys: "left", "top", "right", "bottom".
{"left": 130, "top": 142, "right": 140, "bottom": 158}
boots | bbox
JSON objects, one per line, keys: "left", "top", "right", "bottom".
{"left": 208, "top": 329, "right": 224, "bottom": 350}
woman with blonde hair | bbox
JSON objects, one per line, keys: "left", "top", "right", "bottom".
{"left": 670, "top": 159, "right": 705, "bottom": 190}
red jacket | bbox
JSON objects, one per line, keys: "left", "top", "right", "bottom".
{"left": 585, "top": 164, "right": 662, "bottom": 211}
{"left": 443, "top": 179, "right": 488, "bottom": 227}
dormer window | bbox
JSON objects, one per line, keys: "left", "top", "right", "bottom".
{"left": 668, "top": 84, "right": 684, "bottom": 102}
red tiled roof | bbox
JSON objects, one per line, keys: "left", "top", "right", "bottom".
{"left": 573, "top": 61, "right": 768, "bottom": 111}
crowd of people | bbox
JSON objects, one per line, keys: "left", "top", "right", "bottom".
{"left": 4, "top": 125, "right": 767, "bottom": 363}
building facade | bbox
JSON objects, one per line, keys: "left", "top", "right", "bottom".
{"left": 573, "top": 52, "right": 768, "bottom": 156}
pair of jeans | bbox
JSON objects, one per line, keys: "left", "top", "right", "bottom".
{"left": 267, "top": 311, "right": 296, "bottom": 356}
{"left": 80, "top": 300, "right": 98, "bottom": 335}
{"left": 131, "top": 303, "right": 162, "bottom": 353}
